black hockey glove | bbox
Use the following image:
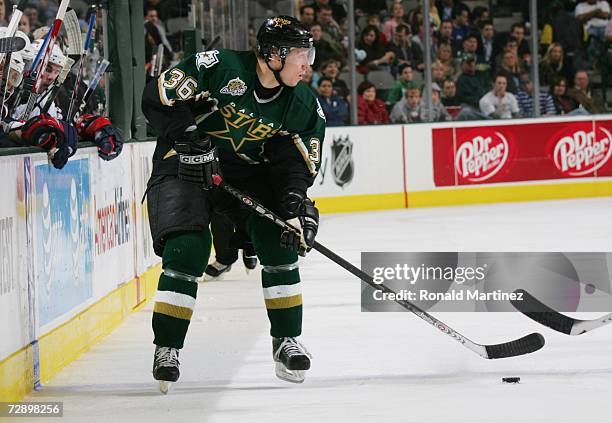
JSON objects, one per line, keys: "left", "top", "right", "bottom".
{"left": 279, "top": 191, "right": 319, "bottom": 256}
{"left": 174, "top": 128, "right": 219, "bottom": 189}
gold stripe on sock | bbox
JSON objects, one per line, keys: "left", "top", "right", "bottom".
{"left": 154, "top": 301, "right": 193, "bottom": 320}
{"left": 264, "top": 294, "right": 302, "bottom": 310}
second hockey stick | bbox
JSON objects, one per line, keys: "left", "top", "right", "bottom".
{"left": 212, "top": 175, "right": 545, "bottom": 359}
{"left": 511, "top": 289, "right": 612, "bottom": 335}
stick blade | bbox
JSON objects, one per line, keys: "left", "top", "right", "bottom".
{"left": 510, "top": 289, "right": 574, "bottom": 335}
{"left": 484, "top": 332, "right": 545, "bottom": 359}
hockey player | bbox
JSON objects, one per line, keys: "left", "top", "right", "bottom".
{"left": 142, "top": 16, "right": 325, "bottom": 392}
{"left": 15, "top": 37, "right": 123, "bottom": 161}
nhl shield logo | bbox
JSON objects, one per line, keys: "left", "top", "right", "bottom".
{"left": 331, "top": 135, "right": 354, "bottom": 188}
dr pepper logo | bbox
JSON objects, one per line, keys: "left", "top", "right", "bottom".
{"left": 455, "top": 130, "right": 510, "bottom": 182}
{"left": 551, "top": 125, "right": 612, "bottom": 176}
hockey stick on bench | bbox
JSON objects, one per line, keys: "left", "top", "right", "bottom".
{"left": 510, "top": 289, "right": 612, "bottom": 335}
{"left": 212, "top": 175, "right": 545, "bottom": 359}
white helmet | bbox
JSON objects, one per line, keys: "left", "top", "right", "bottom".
{"left": 22, "top": 38, "right": 66, "bottom": 68}
{"left": 0, "top": 28, "right": 30, "bottom": 87}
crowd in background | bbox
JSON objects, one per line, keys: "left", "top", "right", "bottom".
{"left": 142, "top": 0, "right": 612, "bottom": 126}
{"left": 294, "top": 0, "right": 611, "bottom": 125}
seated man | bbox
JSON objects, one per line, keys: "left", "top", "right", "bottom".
{"left": 479, "top": 73, "right": 520, "bottom": 119}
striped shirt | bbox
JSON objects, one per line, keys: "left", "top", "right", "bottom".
{"left": 516, "top": 91, "right": 557, "bottom": 117}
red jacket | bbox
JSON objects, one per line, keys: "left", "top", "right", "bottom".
{"left": 357, "top": 96, "right": 390, "bottom": 125}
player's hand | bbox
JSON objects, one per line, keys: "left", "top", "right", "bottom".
{"left": 22, "top": 114, "right": 78, "bottom": 169}
{"left": 279, "top": 193, "right": 319, "bottom": 256}
{"left": 75, "top": 114, "right": 124, "bottom": 161}
{"left": 174, "top": 128, "right": 219, "bottom": 189}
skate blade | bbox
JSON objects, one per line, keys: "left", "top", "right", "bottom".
{"left": 159, "top": 380, "right": 172, "bottom": 394}
{"left": 275, "top": 362, "right": 306, "bottom": 384}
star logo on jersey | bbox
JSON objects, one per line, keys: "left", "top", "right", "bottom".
{"left": 220, "top": 77, "right": 247, "bottom": 96}
{"left": 207, "top": 104, "right": 280, "bottom": 151}
{"left": 195, "top": 50, "right": 220, "bottom": 69}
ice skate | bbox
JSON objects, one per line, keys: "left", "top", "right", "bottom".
{"left": 204, "top": 261, "right": 232, "bottom": 281}
{"left": 273, "top": 337, "right": 311, "bottom": 384}
{"left": 153, "top": 346, "right": 180, "bottom": 394}
{"left": 242, "top": 245, "right": 258, "bottom": 273}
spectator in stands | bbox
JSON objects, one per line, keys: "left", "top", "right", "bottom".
{"left": 436, "top": 42, "right": 458, "bottom": 79}
{"left": 516, "top": 72, "right": 557, "bottom": 117}
{"left": 451, "top": 8, "right": 471, "bottom": 46}
{"left": 479, "top": 74, "right": 520, "bottom": 119}
{"left": 423, "top": 83, "right": 451, "bottom": 121}
{"left": 458, "top": 33, "right": 487, "bottom": 73}
{"left": 509, "top": 23, "right": 531, "bottom": 65}
{"left": 435, "top": 0, "right": 470, "bottom": 22}
{"left": 390, "top": 86, "right": 423, "bottom": 123}
{"left": 299, "top": 4, "right": 316, "bottom": 26}
{"left": 540, "top": 3, "right": 584, "bottom": 75}
{"left": 302, "top": 65, "right": 317, "bottom": 94}
{"left": 575, "top": 0, "right": 610, "bottom": 63}
{"left": 357, "top": 25, "right": 395, "bottom": 72}
{"left": 386, "top": 63, "right": 419, "bottom": 105}
{"left": 539, "top": 43, "right": 572, "bottom": 87}
{"left": 316, "top": 77, "right": 349, "bottom": 126}
{"left": 432, "top": 60, "right": 447, "bottom": 87}
{"left": 567, "top": 70, "right": 607, "bottom": 114}
{"left": 442, "top": 78, "right": 461, "bottom": 107}
{"left": 317, "top": 4, "right": 345, "bottom": 47}
{"left": 455, "top": 53, "right": 490, "bottom": 109}
{"left": 437, "top": 19, "right": 455, "bottom": 51}
{"left": 145, "top": 7, "right": 174, "bottom": 59}
{"left": 476, "top": 21, "right": 495, "bottom": 68}
{"left": 549, "top": 77, "right": 579, "bottom": 114}
{"left": 312, "top": 0, "right": 347, "bottom": 25}
{"left": 494, "top": 36, "right": 521, "bottom": 71}
{"left": 319, "top": 59, "right": 349, "bottom": 99}
{"left": 387, "top": 24, "right": 424, "bottom": 75}
{"left": 310, "top": 23, "right": 344, "bottom": 71}
{"left": 497, "top": 51, "right": 522, "bottom": 94}
{"left": 24, "top": 4, "right": 40, "bottom": 30}
{"left": 18, "top": 14, "right": 31, "bottom": 38}
{"left": 357, "top": 81, "right": 390, "bottom": 125}
{"left": 366, "top": 14, "right": 388, "bottom": 43}
{"left": 471, "top": 6, "right": 490, "bottom": 30}
{"left": 383, "top": 2, "right": 405, "bottom": 41}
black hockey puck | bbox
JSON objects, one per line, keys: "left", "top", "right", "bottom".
{"left": 502, "top": 377, "right": 520, "bottom": 383}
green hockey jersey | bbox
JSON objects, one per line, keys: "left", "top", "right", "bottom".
{"left": 148, "top": 49, "right": 326, "bottom": 178}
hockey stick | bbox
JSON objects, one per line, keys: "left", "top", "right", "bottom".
{"left": 0, "top": 36, "right": 27, "bottom": 54}
{"left": 0, "top": 0, "right": 27, "bottom": 117}
{"left": 67, "top": 11, "right": 96, "bottom": 121}
{"left": 212, "top": 176, "right": 545, "bottom": 359}
{"left": 70, "top": 58, "right": 109, "bottom": 121}
{"left": 18, "top": 0, "right": 69, "bottom": 120}
{"left": 63, "top": 9, "right": 83, "bottom": 57}
{"left": 204, "top": 35, "right": 221, "bottom": 51}
{"left": 510, "top": 289, "right": 612, "bottom": 335}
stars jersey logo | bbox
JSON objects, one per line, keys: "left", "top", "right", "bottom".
{"left": 195, "top": 50, "right": 220, "bottom": 69}
{"left": 207, "top": 102, "right": 280, "bottom": 152}
{"left": 220, "top": 77, "right": 248, "bottom": 96}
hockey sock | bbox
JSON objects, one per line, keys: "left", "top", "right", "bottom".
{"left": 153, "top": 230, "right": 211, "bottom": 348}
{"left": 247, "top": 215, "right": 302, "bottom": 337}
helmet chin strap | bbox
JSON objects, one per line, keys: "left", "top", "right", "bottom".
{"left": 265, "top": 57, "right": 288, "bottom": 87}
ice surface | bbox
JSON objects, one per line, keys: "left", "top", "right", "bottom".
{"left": 20, "top": 198, "right": 612, "bottom": 423}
